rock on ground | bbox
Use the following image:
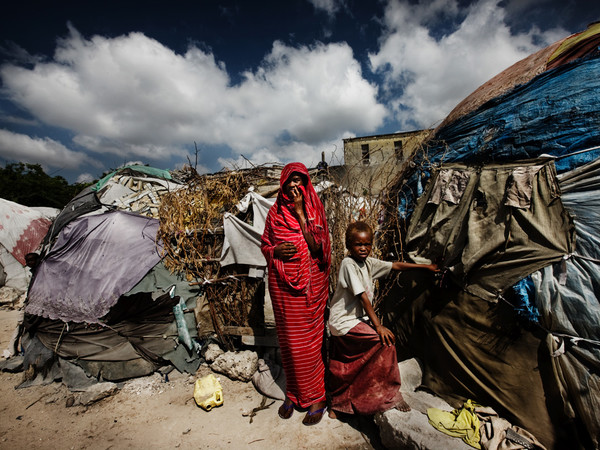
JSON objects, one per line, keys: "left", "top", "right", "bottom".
{"left": 374, "top": 358, "right": 472, "bottom": 450}
{"left": 76, "top": 382, "right": 119, "bottom": 406}
{"left": 210, "top": 350, "right": 258, "bottom": 382}
{"left": 0, "top": 287, "right": 26, "bottom": 308}
{"left": 203, "top": 343, "right": 224, "bottom": 363}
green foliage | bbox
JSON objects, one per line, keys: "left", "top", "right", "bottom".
{"left": 0, "top": 163, "right": 92, "bottom": 208}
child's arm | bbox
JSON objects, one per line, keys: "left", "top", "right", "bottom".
{"left": 359, "top": 292, "right": 395, "bottom": 346}
{"left": 391, "top": 261, "right": 439, "bottom": 272}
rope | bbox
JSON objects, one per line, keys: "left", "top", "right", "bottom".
{"left": 53, "top": 322, "right": 68, "bottom": 354}
{"left": 496, "top": 292, "right": 600, "bottom": 355}
{"left": 540, "top": 144, "right": 600, "bottom": 161}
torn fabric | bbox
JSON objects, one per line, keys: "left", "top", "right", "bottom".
{"left": 406, "top": 159, "right": 575, "bottom": 302}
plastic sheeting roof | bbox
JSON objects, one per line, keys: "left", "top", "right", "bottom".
{"left": 26, "top": 211, "right": 163, "bottom": 323}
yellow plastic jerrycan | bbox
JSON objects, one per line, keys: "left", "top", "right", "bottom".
{"left": 194, "top": 374, "right": 224, "bottom": 411}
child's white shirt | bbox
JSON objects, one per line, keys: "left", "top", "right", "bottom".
{"left": 328, "top": 256, "right": 392, "bottom": 336}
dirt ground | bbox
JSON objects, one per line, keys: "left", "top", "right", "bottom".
{"left": 0, "top": 307, "right": 384, "bottom": 450}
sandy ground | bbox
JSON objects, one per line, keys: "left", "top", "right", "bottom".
{"left": 0, "top": 307, "right": 383, "bottom": 450}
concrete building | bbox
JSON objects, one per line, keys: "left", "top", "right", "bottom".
{"left": 342, "top": 130, "right": 430, "bottom": 195}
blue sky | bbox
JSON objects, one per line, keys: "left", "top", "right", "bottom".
{"left": 0, "top": 0, "right": 598, "bottom": 184}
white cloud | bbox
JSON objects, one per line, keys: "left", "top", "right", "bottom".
{"left": 369, "top": 0, "right": 567, "bottom": 129}
{"left": 71, "top": 135, "right": 189, "bottom": 161}
{"left": 0, "top": 41, "right": 43, "bottom": 65}
{"left": 76, "top": 172, "right": 94, "bottom": 183}
{"left": 0, "top": 115, "right": 39, "bottom": 127}
{"left": 218, "top": 134, "right": 347, "bottom": 171}
{"left": 307, "top": 0, "right": 345, "bottom": 16}
{"left": 0, "top": 25, "right": 385, "bottom": 172}
{"left": 0, "top": 129, "right": 92, "bottom": 169}
{"left": 228, "top": 41, "right": 385, "bottom": 153}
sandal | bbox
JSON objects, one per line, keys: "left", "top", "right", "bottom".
{"left": 278, "top": 400, "right": 294, "bottom": 419}
{"left": 302, "top": 406, "right": 327, "bottom": 426}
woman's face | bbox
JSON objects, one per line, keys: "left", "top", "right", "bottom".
{"left": 283, "top": 172, "right": 306, "bottom": 197}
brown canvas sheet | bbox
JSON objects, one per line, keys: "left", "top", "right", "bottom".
{"left": 405, "top": 160, "right": 574, "bottom": 302}
{"left": 383, "top": 277, "right": 569, "bottom": 449}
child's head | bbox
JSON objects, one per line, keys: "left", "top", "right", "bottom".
{"left": 345, "top": 221, "right": 373, "bottom": 262}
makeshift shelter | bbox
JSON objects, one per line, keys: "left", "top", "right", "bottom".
{"left": 384, "top": 22, "right": 600, "bottom": 449}
{"left": 42, "top": 164, "right": 181, "bottom": 248}
{"left": 91, "top": 164, "right": 183, "bottom": 218}
{"left": 21, "top": 166, "right": 202, "bottom": 382}
{"left": 156, "top": 167, "right": 284, "bottom": 347}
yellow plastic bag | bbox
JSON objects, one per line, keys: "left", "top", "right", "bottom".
{"left": 427, "top": 399, "right": 481, "bottom": 449}
{"left": 194, "top": 374, "right": 224, "bottom": 411}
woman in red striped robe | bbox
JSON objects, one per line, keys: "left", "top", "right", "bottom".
{"left": 261, "top": 162, "right": 331, "bottom": 426}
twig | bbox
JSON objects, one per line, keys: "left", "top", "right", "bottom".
{"left": 244, "top": 396, "right": 274, "bottom": 424}
{"left": 241, "top": 154, "right": 256, "bottom": 168}
{"left": 25, "top": 395, "right": 45, "bottom": 409}
{"left": 189, "top": 274, "right": 248, "bottom": 286}
{"left": 54, "top": 323, "right": 67, "bottom": 354}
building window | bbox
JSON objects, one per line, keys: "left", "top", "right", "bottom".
{"left": 361, "top": 144, "right": 370, "bottom": 165}
{"left": 394, "top": 140, "right": 403, "bottom": 162}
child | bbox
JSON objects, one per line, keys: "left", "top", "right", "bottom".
{"left": 327, "top": 221, "right": 438, "bottom": 419}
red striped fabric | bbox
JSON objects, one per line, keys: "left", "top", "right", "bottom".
{"left": 261, "top": 163, "right": 330, "bottom": 408}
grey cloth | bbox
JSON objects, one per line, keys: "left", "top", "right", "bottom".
{"left": 220, "top": 192, "right": 274, "bottom": 267}
{"left": 220, "top": 213, "right": 267, "bottom": 267}
{"left": 505, "top": 165, "right": 544, "bottom": 209}
{"left": 235, "top": 191, "right": 275, "bottom": 230}
{"left": 428, "top": 168, "right": 472, "bottom": 205}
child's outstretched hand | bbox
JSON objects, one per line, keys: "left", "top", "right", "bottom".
{"left": 376, "top": 325, "right": 396, "bottom": 346}
{"left": 425, "top": 263, "right": 440, "bottom": 273}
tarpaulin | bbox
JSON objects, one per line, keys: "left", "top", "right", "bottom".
{"left": 385, "top": 26, "right": 600, "bottom": 450}
{"left": 28, "top": 294, "right": 184, "bottom": 380}
{"left": 405, "top": 159, "right": 574, "bottom": 302}
{"left": 0, "top": 198, "right": 52, "bottom": 266}
{"left": 384, "top": 277, "right": 559, "bottom": 449}
{"left": 25, "top": 211, "right": 163, "bottom": 323}
{"left": 25, "top": 260, "right": 202, "bottom": 380}
{"left": 42, "top": 187, "right": 103, "bottom": 246}
{"left": 529, "top": 158, "right": 600, "bottom": 449}
{"left": 422, "top": 56, "right": 600, "bottom": 170}
{"left": 92, "top": 165, "right": 173, "bottom": 192}
{"left": 547, "top": 21, "right": 600, "bottom": 70}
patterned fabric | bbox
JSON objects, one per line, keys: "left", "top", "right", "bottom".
{"left": 0, "top": 198, "right": 52, "bottom": 265}
{"left": 261, "top": 162, "right": 331, "bottom": 408}
{"left": 329, "top": 321, "right": 403, "bottom": 415}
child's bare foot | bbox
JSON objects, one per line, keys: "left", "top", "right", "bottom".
{"left": 394, "top": 398, "right": 411, "bottom": 412}
{"left": 328, "top": 409, "right": 338, "bottom": 419}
